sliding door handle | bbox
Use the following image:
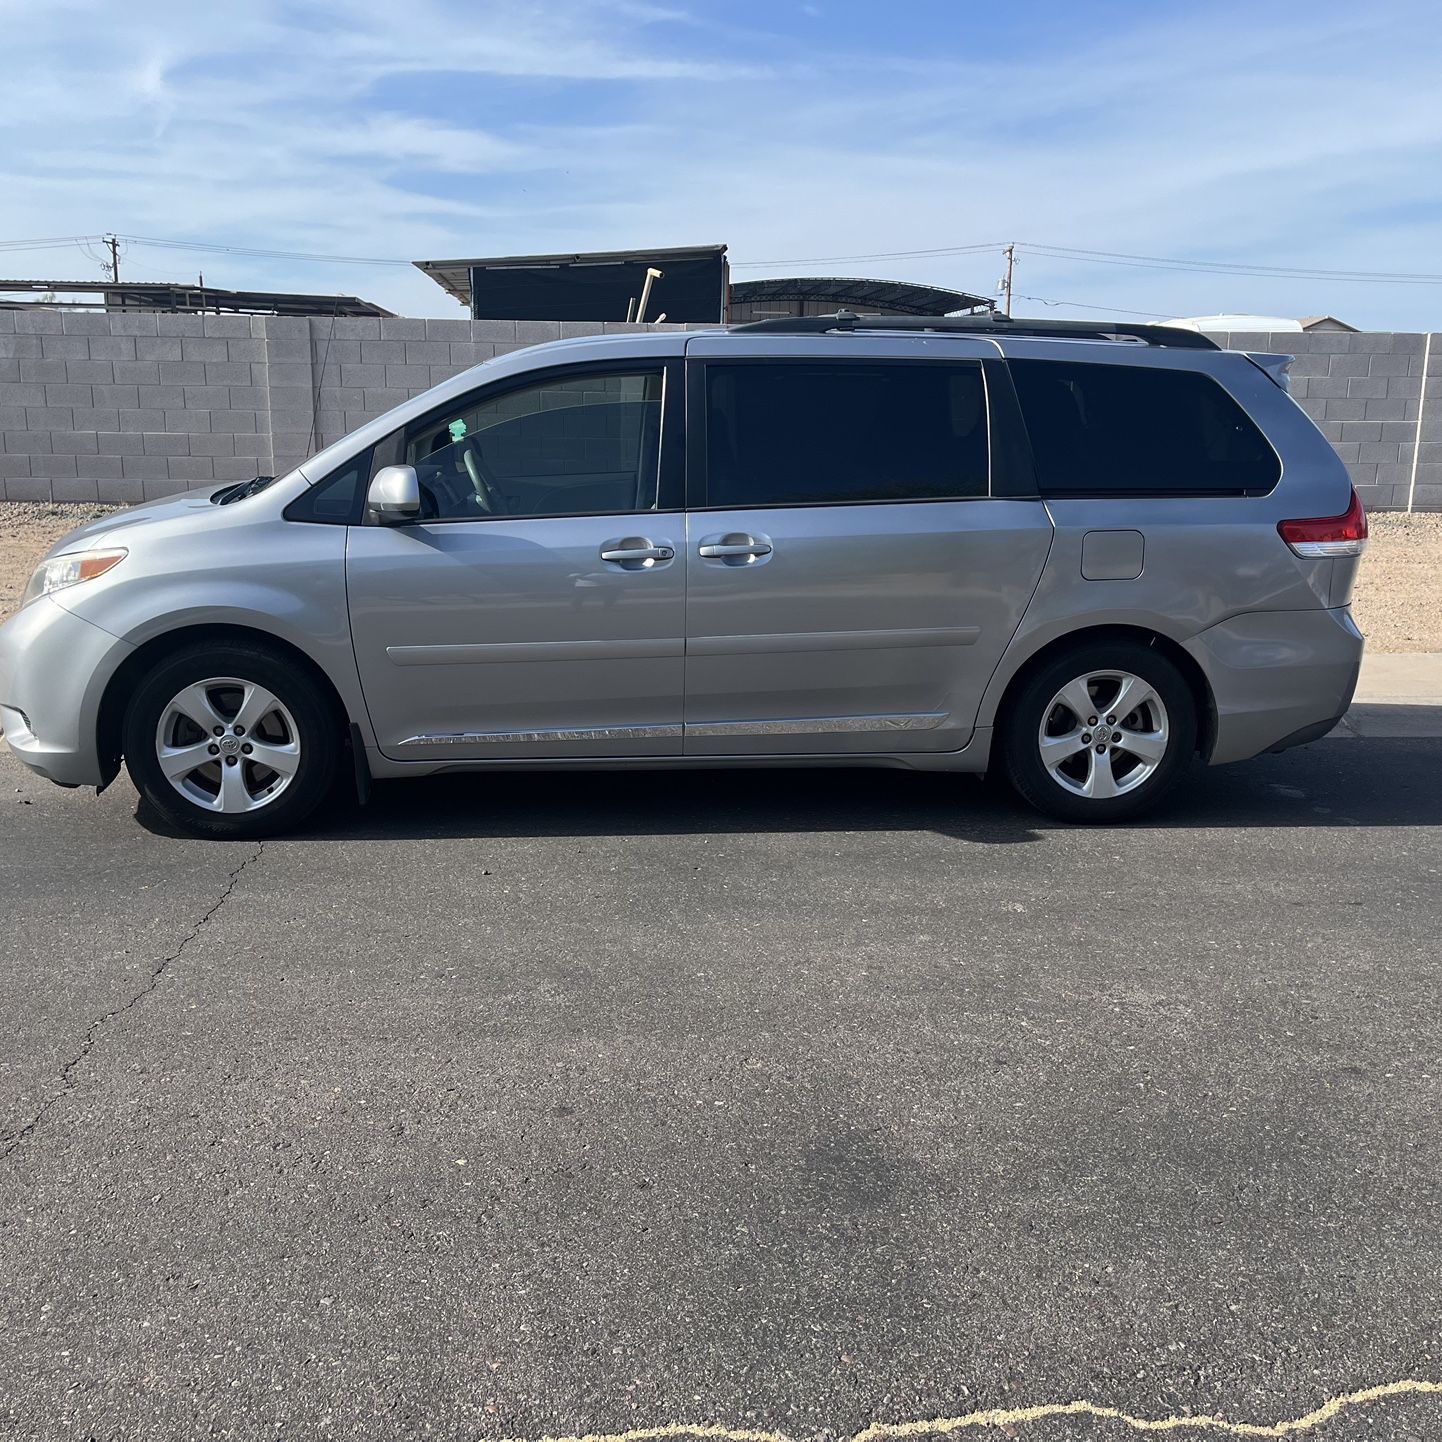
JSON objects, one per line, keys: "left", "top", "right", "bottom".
{"left": 698, "top": 541, "right": 772, "bottom": 558}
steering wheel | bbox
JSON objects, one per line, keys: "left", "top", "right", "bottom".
{"left": 459, "top": 436, "right": 505, "bottom": 515}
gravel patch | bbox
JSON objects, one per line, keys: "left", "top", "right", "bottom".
{"left": 0, "top": 502, "right": 122, "bottom": 622}
{"left": 1, "top": 501, "right": 1438, "bottom": 650}
{"left": 1351, "top": 512, "right": 1442, "bottom": 653}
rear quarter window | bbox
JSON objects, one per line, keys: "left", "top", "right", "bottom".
{"left": 1009, "top": 359, "right": 1280, "bottom": 497}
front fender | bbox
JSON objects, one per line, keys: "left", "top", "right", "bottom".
{"left": 54, "top": 520, "right": 375, "bottom": 749}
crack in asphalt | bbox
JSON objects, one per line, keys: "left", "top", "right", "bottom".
{"left": 849, "top": 1378, "right": 1442, "bottom": 1436}
{"left": 0, "top": 842, "right": 264, "bottom": 1161}
{"left": 495, "top": 1379, "right": 1442, "bottom": 1441}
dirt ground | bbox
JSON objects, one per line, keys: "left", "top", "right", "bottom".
{"left": 1349, "top": 511, "right": 1442, "bottom": 651}
{"left": 0, "top": 500, "right": 1439, "bottom": 648}
{"left": 0, "top": 503, "right": 122, "bottom": 622}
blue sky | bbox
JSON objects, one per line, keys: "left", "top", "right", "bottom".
{"left": 4, "top": 0, "right": 1442, "bottom": 327}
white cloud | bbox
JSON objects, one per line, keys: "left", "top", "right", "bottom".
{"left": 1, "top": 0, "right": 1440, "bottom": 326}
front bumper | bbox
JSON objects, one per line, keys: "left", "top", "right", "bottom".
{"left": 0, "top": 597, "right": 133, "bottom": 787}
{"left": 1185, "top": 606, "right": 1363, "bottom": 765}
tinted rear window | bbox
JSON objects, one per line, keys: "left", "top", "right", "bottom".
{"left": 705, "top": 362, "right": 988, "bottom": 508}
{"left": 1009, "top": 359, "right": 1279, "bottom": 496}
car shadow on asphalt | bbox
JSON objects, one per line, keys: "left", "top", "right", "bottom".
{"left": 200, "top": 733, "right": 1442, "bottom": 845}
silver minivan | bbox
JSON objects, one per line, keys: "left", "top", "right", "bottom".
{"left": 0, "top": 315, "right": 1366, "bottom": 837}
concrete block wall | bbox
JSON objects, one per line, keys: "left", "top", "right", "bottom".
{"left": 1, "top": 311, "right": 1438, "bottom": 509}
{"left": 265, "top": 315, "right": 590, "bottom": 476}
{"left": 264, "top": 316, "right": 682, "bottom": 478}
{"left": 1206, "top": 330, "right": 1440, "bottom": 512}
{"left": 0, "top": 310, "right": 274, "bottom": 504}
{"left": 0, "top": 313, "right": 678, "bottom": 504}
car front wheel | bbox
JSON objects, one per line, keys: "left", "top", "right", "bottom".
{"left": 123, "top": 642, "right": 340, "bottom": 838}
{"left": 1001, "top": 641, "right": 1197, "bottom": 823}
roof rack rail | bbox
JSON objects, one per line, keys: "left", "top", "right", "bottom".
{"left": 729, "top": 311, "right": 1220, "bottom": 350}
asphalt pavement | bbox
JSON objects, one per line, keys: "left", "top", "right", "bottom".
{"left": 2, "top": 729, "right": 1441, "bottom": 1440}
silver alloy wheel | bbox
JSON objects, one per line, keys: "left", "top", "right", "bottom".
{"left": 1037, "top": 669, "right": 1170, "bottom": 800}
{"left": 154, "top": 676, "right": 301, "bottom": 813}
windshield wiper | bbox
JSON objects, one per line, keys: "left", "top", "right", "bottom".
{"left": 211, "top": 474, "right": 275, "bottom": 505}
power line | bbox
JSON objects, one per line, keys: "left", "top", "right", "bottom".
{"left": 0, "top": 234, "right": 105, "bottom": 252}
{"left": 108, "top": 249, "right": 194, "bottom": 279}
{"left": 1021, "top": 242, "right": 1442, "bottom": 285}
{"left": 736, "top": 240, "right": 1442, "bottom": 286}
{"left": 1013, "top": 292, "right": 1171, "bottom": 319}
{"left": 9, "top": 230, "right": 1442, "bottom": 289}
{"left": 76, "top": 238, "right": 112, "bottom": 278}
{"left": 731, "top": 242, "right": 1003, "bottom": 269}
{"left": 117, "top": 234, "right": 413, "bottom": 266}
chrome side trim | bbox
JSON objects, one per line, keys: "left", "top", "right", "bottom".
{"left": 686, "top": 712, "right": 949, "bottom": 738}
{"left": 389, "top": 630, "right": 976, "bottom": 666}
{"left": 396, "top": 722, "right": 683, "bottom": 747}
{"left": 387, "top": 638, "right": 684, "bottom": 666}
{"left": 686, "top": 627, "right": 979, "bottom": 658}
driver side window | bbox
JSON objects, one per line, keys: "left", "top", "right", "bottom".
{"left": 404, "top": 368, "right": 664, "bottom": 521}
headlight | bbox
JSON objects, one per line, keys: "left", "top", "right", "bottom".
{"left": 22, "top": 548, "right": 127, "bottom": 607}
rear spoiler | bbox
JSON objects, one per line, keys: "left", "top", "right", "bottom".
{"left": 1244, "top": 352, "right": 1295, "bottom": 393}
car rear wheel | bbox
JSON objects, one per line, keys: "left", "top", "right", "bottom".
{"left": 1001, "top": 641, "right": 1197, "bottom": 823}
{"left": 123, "top": 642, "right": 340, "bottom": 838}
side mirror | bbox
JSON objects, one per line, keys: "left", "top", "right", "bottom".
{"left": 366, "top": 465, "right": 421, "bottom": 523}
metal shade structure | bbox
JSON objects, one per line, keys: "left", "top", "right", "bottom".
{"left": 414, "top": 247, "right": 995, "bottom": 325}
{"left": 726, "top": 276, "right": 993, "bottom": 321}
{"left": 0, "top": 279, "right": 394, "bottom": 317}
{"left": 415, "top": 245, "right": 729, "bottom": 322}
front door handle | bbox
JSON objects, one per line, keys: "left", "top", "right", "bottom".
{"left": 600, "top": 545, "right": 674, "bottom": 562}
{"left": 599, "top": 538, "right": 675, "bottom": 569}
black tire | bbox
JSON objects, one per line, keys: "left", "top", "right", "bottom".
{"left": 123, "top": 641, "right": 341, "bottom": 838}
{"left": 1001, "top": 640, "right": 1197, "bottom": 824}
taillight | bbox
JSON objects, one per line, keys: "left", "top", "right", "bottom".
{"left": 1278, "top": 488, "right": 1368, "bottom": 558}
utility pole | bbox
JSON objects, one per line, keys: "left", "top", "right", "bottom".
{"left": 104, "top": 234, "right": 120, "bottom": 284}
{"left": 1001, "top": 242, "right": 1016, "bottom": 317}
